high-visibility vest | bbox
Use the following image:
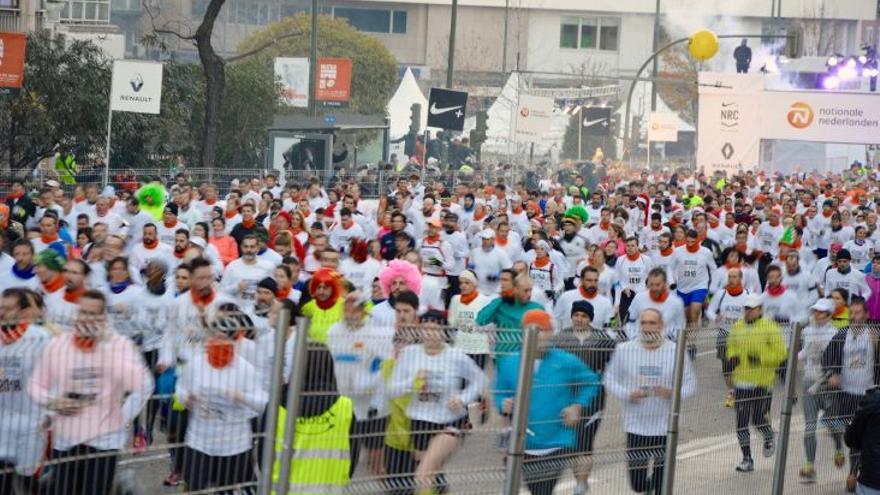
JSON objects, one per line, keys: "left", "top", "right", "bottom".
{"left": 273, "top": 396, "right": 353, "bottom": 495}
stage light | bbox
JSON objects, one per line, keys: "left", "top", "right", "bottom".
{"left": 859, "top": 55, "right": 869, "bottom": 65}
{"left": 839, "top": 65, "right": 858, "bottom": 80}
{"left": 827, "top": 55, "right": 839, "bottom": 67}
{"left": 822, "top": 75, "right": 840, "bottom": 89}
{"left": 846, "top": 57, "right": 858, "bottom": 68}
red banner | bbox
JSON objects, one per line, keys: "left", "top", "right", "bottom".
{"left": 0, "top": 32, "right": 26, "bottom": 94}
{"left": 315, "top": 57, "right": 352, "bottom": 104}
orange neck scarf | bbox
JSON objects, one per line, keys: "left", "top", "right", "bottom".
{"left": 42, "top": 274, "right": 64, "bottom": 294}
{"left": 63, "top": 287, "right": 85, "bottom": 304}
{"left": 191, "top": 288, "right": 216, "bottom": 307}
{"left": 459, "top": 291, "right": 479, "bottom": 305}
{"left": 650, "top": 289, "right": 669, "bottom": 303}
{"left": 206, "top": 339, "right": 235, "bottom": 368}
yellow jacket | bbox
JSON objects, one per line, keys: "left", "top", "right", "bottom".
{"left": 727, "top": 317, "right": 788, "bottom": 389}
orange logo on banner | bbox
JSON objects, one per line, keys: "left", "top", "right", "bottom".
{"left": 0, "top": 32, "right": 26, "bottom": 92}
{"left": 787, "top": 102, "right": 814, "bottom": 129}
{"left": 316, "top": 57, "right": 352, "bottom": 103}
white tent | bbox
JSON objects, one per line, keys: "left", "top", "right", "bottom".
{"left": 462, "top": 72, "right": 569, "bottom": 157}
{"left": 386, "top": 68, "right": 428, "bottom": 140}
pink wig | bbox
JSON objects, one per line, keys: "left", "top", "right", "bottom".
{"left": 379, "top": 259, "right": 422, "bottom": 297}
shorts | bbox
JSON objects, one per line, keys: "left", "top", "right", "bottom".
{"left": 409, "top": 417, "right": 470, "bottom": 451}
{"left": 353, "top": 417, "right": 389, "bottom": 450}
{"left": 574, "top": 415, "right": 602, "bottom": 453}
{"left": 677, "top": 288, "right": 708, "bottom": 305}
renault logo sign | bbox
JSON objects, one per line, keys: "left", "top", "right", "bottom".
{"left": 130, "top": 73, "right": 144, "bottom": 92}
{"left": 721, "top": 142, "right": 734, "bottom": 160}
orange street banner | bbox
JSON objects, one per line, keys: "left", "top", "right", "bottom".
{"left": 0, "top": 32, "right": 26, "bottom": 96}
{"left": 316, "top": 57, "right": 352, "bottom": 105}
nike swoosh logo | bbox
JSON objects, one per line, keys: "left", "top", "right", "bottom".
{"left": 583, "top": 118, "right": 608, "bottom": 127}
{"left": 430, "top": 103, "right": 463, "bottom": 115}
{"left": 721, "top": 102, "right": 737, "bottom": 107}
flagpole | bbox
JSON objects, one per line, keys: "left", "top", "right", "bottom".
{"left": 104, "top": 107, "right": 112, "bottom": 188}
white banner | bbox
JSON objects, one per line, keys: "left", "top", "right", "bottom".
{"left": 515, "top": 94, "right": 554, "bottom": 141}
{"left": 647, "top": 112, "right": 679, "bottom": 142}
{"left": 697, "top": 72, "right": 763, "bottom": 175}
{"left": 759, "top": 90, "right": 880, "bottom": 144}
{"left": 275, "top": 57, "right": 310, "bottom": 108}
{"left": 110, "top": 60, "right": 163, "bottom": 114}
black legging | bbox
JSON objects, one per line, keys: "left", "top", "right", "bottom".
{"left": 140, "top": 349, "right": 161, "bottom": 442}
{"left": 0, "top": 461, "right": 37, "bottom": 495}
{"left": 523, "top": 451, "right": 569, "bottom": 495}
{"left": 41, "top": 446, "right": 118, "bottom": 495}
{"left": 625, "top": 434, "right": 666, "bottom": 495}
{"left": 734, "top": 387, "right": 774, "bottom": 459}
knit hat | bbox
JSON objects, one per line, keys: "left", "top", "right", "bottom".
{"left": 35, "top": 248, "right": 66, "bottom": 272}
{"left": 257, "top": 276, "right": 278, "bottom": 293}
{"left": 164, "top": 203, "right": 178, "bottom": 216}
{"left": 837, "top": 249, "right": 852, "bottom": 261}
{"left": 571, "top": 301, "right": 594, "bottom": 321}
{"left": 521, "top": 310, "right": 553, "bottom": 332}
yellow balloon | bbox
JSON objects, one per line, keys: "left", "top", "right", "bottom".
{"left": 688, "top": 29, "right": 719, "bottom": 61}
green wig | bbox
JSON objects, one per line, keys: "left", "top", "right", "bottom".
{"left": 564, "top": 205, "right": 589, "bottom": 225}
{"left": 136, "top": 182, "right": 167, "bottom": 221}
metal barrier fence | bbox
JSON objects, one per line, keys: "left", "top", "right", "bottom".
{"left": 2, "top": 310, "right": 877, "bottom": 494}
{"left": 26, "top": 167, "right": 521, "bottom": 199}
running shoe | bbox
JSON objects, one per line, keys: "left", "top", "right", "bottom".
{"left": 725, "top": 390, "right": 735, "bottom": 408}
{"left": 799, "top": 463, "right": 816, "bottom": 483}
{"left": 735, "top": 458, "right": 754, "bottom": 472}
{"left": 834, "top": 450, "right": 846, "bottom": 469}
{"left": 132, "top": 431, "right": 148, "bottom": 454}
{"left": 163, "top": 471, "right": 182, "bottom": 487}
{"left": 763, "top": 437, "right": 776, "bottom": 458}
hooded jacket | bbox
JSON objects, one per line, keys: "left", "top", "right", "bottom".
{"left": 845, "top": 388, "right": 880, "bottom": 489}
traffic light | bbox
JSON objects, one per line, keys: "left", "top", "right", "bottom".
{"left": 409, "top": 103, "right": 421, "bottom": 135}
{"left": 470, "top": 110, "right": 488, "bottom": 159}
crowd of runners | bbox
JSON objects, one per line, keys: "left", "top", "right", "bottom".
{"left": 0, "top": 163, "right": 879, "bottom": 495}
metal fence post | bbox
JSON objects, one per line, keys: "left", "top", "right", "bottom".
{"left": 272, "top": 317, "right": 310, "bottom": 495}
{"left": 257, "top": 308, "right": 291, "bottom": 495}
{"left": 503, "top": 326, "right": 539, "bottom": 495}
{"left": 661, "top": 326, "right": 689, "bottom": 495}
{"left": 771, "top": 323, "right": 803, "bottom": 495}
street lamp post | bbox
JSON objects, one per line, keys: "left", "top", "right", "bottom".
{"left": 622, "top": 33, "right": 790, "bottom": 160}
{"left": 308, "top": 0, "right": 318, "bottom": 117}
{"left": 447, "top": 0, "right": 458, "bottom": 88}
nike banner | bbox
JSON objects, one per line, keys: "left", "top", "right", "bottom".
{"left": 582, "top": 107, "right": 612, "bottom": 136}
{"left": 697, "top": 72, "right": 762, "bottom": 175}
{"left": 111, "top": 60, "right": 163, "bottom": 114}
{"left": 427, "top": 88, "right": 468, "bottom": 131}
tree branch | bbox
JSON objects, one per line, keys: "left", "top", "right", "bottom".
{"left": 143, "top": 0, "right": 196, "bottom": 42}
{"left": 224, "top": 29, "right": 307, "bottom": 63}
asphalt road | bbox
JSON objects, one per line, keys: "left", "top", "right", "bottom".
{"left": 120, "top": 336, "right": 857, "bottom": 494}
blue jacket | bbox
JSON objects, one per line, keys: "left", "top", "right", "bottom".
{"left": 494, "top": 349, "right": 600, "bottom": 451}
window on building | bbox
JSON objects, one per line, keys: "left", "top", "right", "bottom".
{"left": 599, "top": 17, "right": 619, "bottom": 50}
{"left": 560, "top": 16, "right": 578, "bottom": 49}
{"left": 559, "top": 15, "right": 620, "bottom": 51}
{"left": 62, "top": 0, "right": 110, "bottom": 23}
{"left": 334, "top": 7, "right": 407, "bottom": 34}
{"left": 0, "top": 0, "right": 20, "bottom": 8}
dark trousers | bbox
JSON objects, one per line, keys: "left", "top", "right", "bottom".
{"left": 625, "top": 434, "right": 666, "bottom": 495}
{"left": 182, "top": 447, "right": 255, "bottom": 494}
{"left": 523, "top": 451, "right": 568, "bottom": 495}
{"left": 618, "top": 290, "right": 636, "bottom": 323}
{"left": 736, "top": 64, "right": 749, "bottom": 74}
{"left": 167, "top": 409, "right": 189, "bottom": 474}
{"left": 444, "top": 275, "right": 460, "bottom": 308}
{"left": 140, "top": 349, "right": 161, "bottom": 442}
{"left": 734, "top": 387, "right": 773, "bottom": 458}
{"left": 42, "top": 446, "right": 118, "bottom": 495}
{"left": 1, "top": 461, "right": 38, "bottom": 495}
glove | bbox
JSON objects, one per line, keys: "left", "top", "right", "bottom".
{"left": 487, "top": 274, "right": 499, "bottom": 282}
{"left": 544, "top": 290, "right": 555, "bottom": 300}
{"left": 367, "top": 407, "right": 378, "bottom": 419}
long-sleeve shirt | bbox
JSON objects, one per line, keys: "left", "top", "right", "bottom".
{"left": 467, "top": 247, "right": 512, "bottom": 295}
{"left": 28, "top": 332, "right": 153, "bottom": 451}
{"left": 1, "top": 324, "right": 52, "bottom": 475}
{"left": 326, "top": 321, "right": 395, "bottom": 419}
{"left": 824, "top": 268, "right": 872, "bottom": 301}
{"left": 176, "top": 353, "right": 267, "bottom": 456}
{"left": 388, "top": 344, "right": 487, "bottom": 425}
{"left": 603, "top": 339, "right": 696, "bottom": 436}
